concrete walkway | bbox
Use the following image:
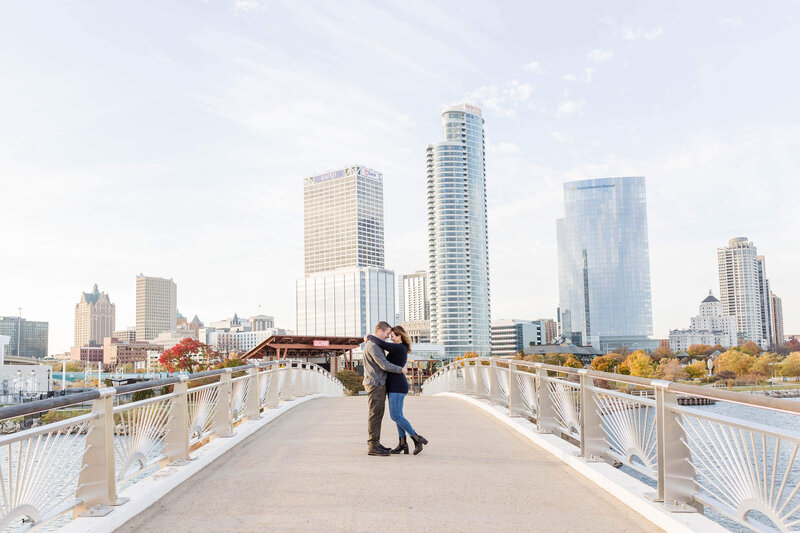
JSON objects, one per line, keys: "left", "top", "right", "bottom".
{"left": 117, "top": 396, "right": 660, "bottom": 532}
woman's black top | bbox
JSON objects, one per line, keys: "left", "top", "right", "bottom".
{"left": 367, "top": 335, "right": 409, "bottom": 394}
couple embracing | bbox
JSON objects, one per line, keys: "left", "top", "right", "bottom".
{"left": 362, "top": 321, "right": 428, "bottom": 457}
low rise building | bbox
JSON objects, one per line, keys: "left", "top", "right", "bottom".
{"left": 103, "top": 337, "right": 163, "bottom": 366}
{"left": 669, "top": 291, "right": 737, "bottom": 352}
{"left": 491, "top": 319, "right": 545, "bottom": 357}
{"left": 398, "top": 320, "right": 431, "bottom": 344}
{"left": 69, "top": 345, "right": 105, "bottom": 364}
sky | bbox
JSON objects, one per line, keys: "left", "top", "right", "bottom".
{"left": 1, "top": 0, "right": 798, "bottom": 354}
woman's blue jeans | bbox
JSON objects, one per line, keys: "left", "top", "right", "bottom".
{"left": 388, "top": 392, "right": 415, "bottom": 439}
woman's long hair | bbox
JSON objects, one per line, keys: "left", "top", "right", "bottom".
{"left": 392, "top": 325, "right": 412, "bottom": 353}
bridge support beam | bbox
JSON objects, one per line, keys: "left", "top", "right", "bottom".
{"left": 280, "top": 365, "right": 295, "bottom": 401}
{"left": 245, "top": 366, "right": 261, "bottom": 420}
{"left": 507, "top": 363, "right": 525, "bottom": 417}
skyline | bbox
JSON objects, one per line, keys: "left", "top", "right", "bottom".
{"left": 2, "top": 1, "right": 799, "bottom": 353}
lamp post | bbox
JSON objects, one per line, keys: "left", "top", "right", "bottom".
{"left": 16, "top": 369, "right": 22, "bottom": 403}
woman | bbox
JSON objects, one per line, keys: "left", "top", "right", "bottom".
{"left": 365, "top": 325, "right": 428, "bottom": 455}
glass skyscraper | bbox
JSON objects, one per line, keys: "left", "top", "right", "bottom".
{"left": 0, "top": 316, "right": 49, "bottom": 358}
{"left": 426, "top": 104, "right": 491, "bottom": 358}
{"left": 556, "top": 177, "right": 654, "bottom": 352}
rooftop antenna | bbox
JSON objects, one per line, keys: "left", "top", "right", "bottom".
{"left": 16, "top": 307, "right": 22, "bottom": 357}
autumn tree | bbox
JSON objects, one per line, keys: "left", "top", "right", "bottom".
{"left": 685, "top": 360, "right": 709, "bottom": 380}
{"left": 159, "top": 338, "right": 220, "bottom": 373}
{"left": 781, "top": 352, "right": 800, "bottom": 379}
{"left": 740, "top": 341, "right": 762, "bottom": 356}
{"left": 655, "top": 358, "right": 687, "bottom": 382}
{"left": 623, "top": 350, "right": 655, "bottom": 378}
{"left": 715, "top": 349, "right": 756, "bottom": 377}
{"left": 653, "top": 346, "right": 674, "bottom": 359}
{"left": 591, "top": 354, "right": 619, "bottom": 373}
{"left": 563, "top": 357, "right": 583, "bottom": 369}
{"left": 752, "top": 352, "right": 779, "bottom": 380}
{"left": 687, "top": 344, "right": 713, "bottom": 357}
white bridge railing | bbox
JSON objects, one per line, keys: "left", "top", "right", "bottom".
{"left": 0, "top": 360, "right": 344, "bottom": 531}
{"left": 423, "top": 357, "right": 800, "bottom": 533}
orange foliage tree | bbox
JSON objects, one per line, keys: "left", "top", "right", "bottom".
{"left": 159, "top": 338, "right": 220, "bottom": 373}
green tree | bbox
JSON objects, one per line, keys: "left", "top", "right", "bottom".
{"left": 752, "top": 352, "right": 779, "bottom": 379}
{"left": 335, "top": 370, "right": 365, "bottom": 395}
{"left": 623, "top": 350, "right": 654, "bottom": 378}
{"left": 780, "top": 352, "right": 800, "bottom": 378}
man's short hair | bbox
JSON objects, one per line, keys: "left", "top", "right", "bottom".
{"left": 374, "top": 321, "right": 392, "bottom": 333}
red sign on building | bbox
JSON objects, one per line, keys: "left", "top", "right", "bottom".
{"left": 313, "top": 340, "right": 330, "bottom": 347}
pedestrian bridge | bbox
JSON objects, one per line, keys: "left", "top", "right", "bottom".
{"left": 1, "top": 359, "right": 798, "bottom": 532}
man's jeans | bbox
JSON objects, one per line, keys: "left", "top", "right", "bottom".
{"left": 365, "top": 384, "right": 386, "bottom": 445}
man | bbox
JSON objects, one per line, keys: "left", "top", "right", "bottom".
{"left": 363, "top": 321, "right": 407, "bottom": 456}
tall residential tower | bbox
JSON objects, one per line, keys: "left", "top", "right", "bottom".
{"left": 557, "top": 177, "right": 654, "bottom": 351}
{"left": 717, "top": 238, "right": 775, "bottom": 348}
{"left": 426, "top": 104, "right": 491, "bottom": 358}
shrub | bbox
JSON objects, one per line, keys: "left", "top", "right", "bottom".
{"left": 336, "top": 370, "right": 364, "bottom": 395}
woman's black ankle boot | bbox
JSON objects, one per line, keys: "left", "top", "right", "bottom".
{"left": 391, "top": 437, "right": 409, "bottom": 454}
{"left": 411, "top": 434, "right": 428, "bottom": 455}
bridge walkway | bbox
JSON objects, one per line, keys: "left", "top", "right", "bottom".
{"left": 118, "top": 396, "right": 659, "bottom": 532}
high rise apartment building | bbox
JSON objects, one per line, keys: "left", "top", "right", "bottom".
{"left": 557, "top": 177, "right": 654, "bottom": 352}
{"left": 296, "top": 165, "right": 395, "bottom": 337}
{"left": 0, "top": 316, "right": 49, "bottom": 358}
{"left": 426, "top": 104, "right": 491, "bottom": 358}
{"left": 717, "top": 238, "right": 775, "bottom": 348}
{"left": 135, "top": 274, "right": 177, "bottom": 341}
{"left": 74, "top": 284, "right": 115, "bottom": 347}
{"left": 398, "top": 271, "right": 429, "bottom": 323}
{"left": 771, "top": 292, "right": 784, "bottom": 346}
{"left": 304, "top": 165, "right": 384, "bottom": 275}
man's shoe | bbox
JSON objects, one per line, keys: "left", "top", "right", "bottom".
{"left": 391, "top": 437, "right": 409, "bottom": 455}
{"left": 377, "top": 443, "right": 391, "bottom": 452}
{"left": 368, "top": 445, "right": 390, "bottom": 456}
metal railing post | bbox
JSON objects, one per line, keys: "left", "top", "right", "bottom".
{"left": 295, "top": 363, "right": 306, "bottom": 397}
{"left": 245, "top": 366, "right": 261, "bottom": 420}
{"left": 162, "top": 376, "right": 190, "bottom": 465}
{"left": 266, "top": 364, "right": 280, "bottom": 408}
{"left": 579, "top": 370, "right": 604, "bottom": 461}
{"left": 536, "top": 364, "right": 557, "bottom": 434}
{"left": 212, "top": 369, "right": 234, "bottom": 438}
{"left": 74, "top": 388, "right": 119, "bottom": 517}
{"left": 280, "top": 363, "right": 295, "bottom": 401}
{"left": 463, "top": 361, "right": 475, "bottom": 395}
{"left": 488, "top": 359, "right": 503, "bottom": 405}
{"left": 651, "top": 380, "right": 700, "bottom": 512}
{"left": 507, "top": 362, "right": 525, "bottom": 416}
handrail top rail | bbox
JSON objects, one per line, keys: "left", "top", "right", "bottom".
{"left": 430, "top": 356, "right": 800, "bottom": 415}
{"left": 0, "top": 359, "right": 334, "bottom": 421}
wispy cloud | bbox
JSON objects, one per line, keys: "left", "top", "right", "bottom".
{"left": 557, "top": 98, "right": 586, "bottom": 117}
{"left": 622, "top": 26, "right": 664, "bottom": 40}
{"left": 719, "top": 17, "right": 744, "bottom": 27}
{"left": 523, "top": 61, "right": 544, "bottom": 74}
{"left": 466, "top": 80, "right": 537, "bottom": 117}
{"left": 488, "top": 141, "right": 521, "bottom": 154}
{"left": 233, "top": 0, "right": 261, "bottom": 12}
{"left": 587, "top": 49, "right": 613, "bottom": 63}
{"left": 563, "top": 68, "right": 594, "bottom": 84}
{"left": 550, "top": 131, "right": 573, "bottom": 143}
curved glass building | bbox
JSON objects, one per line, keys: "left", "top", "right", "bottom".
{"left": 556, "top": 177, "right": 654, "bottom": 352}
{"left": 426, "top": 104, "right": 491, "bottom": 358}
